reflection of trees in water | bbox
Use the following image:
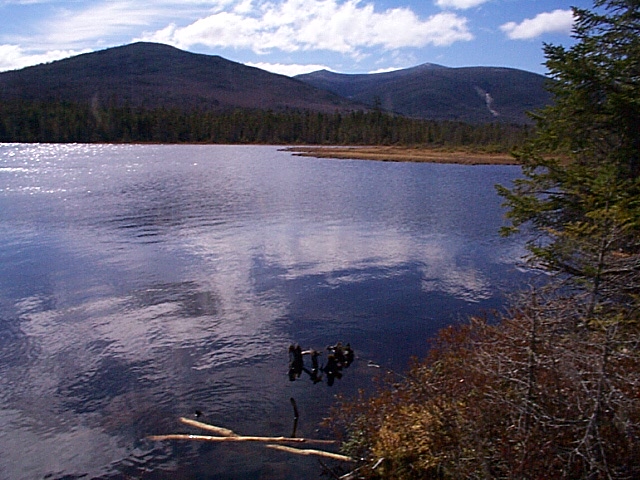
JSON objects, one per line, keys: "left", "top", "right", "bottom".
{"left": 288, "top": 342, "right": 355, "bottom": 387}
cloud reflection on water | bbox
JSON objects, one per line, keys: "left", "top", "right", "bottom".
{"left": 0, "top": 144, "right": 530, "bottom": 479}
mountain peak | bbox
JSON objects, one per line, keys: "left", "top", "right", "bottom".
{"left": 296, "top": 63, "right": 551, "bottom": 124}
{"left": 0, "top": 42, "right": 357, "bottom": 112}
{"left": 0, "top": 42, "right": 551, "bottom": 124}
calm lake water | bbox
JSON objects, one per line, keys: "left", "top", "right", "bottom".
{"left": 0, "top": 144, "right": 531, "bottom": 479}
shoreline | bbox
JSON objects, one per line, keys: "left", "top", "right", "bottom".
{"left": 284, "top": 146, "right": 520, "bottom": 165}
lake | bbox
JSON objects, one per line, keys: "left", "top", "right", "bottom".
{"left": 0, "top": 144, "right": 531, "bottom": 479}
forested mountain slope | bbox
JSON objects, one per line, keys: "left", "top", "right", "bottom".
{"left": 0, "top": 42, "right": 357, "bottom": 112}
{"left": 0, "top": 42, "right": 550, "bottom": 124}
{"left": 296, "top": 65, "right": 552, "bottom": 124}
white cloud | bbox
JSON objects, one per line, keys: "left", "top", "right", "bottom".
{"left": 41, "top": 3, "right": 165, "bottom": 46}
{"left": 0, "top": 0, "right": 473, "bottom": 72}
{"left": 368, "top": 66, "right": 403, "bottom": 74}
{"left": 0, "top": 0, "right": 52, "bottom": 4}
{"left": 246, "top": 61, "right": 333, "bottom": 76}
{"left": 142, "top": 0, "right": 473, "bottom": 56}
{"left": 233, "top": 0, "right": 254, "bottom": 14}
{"left": 15, "top": 1, "right": 217, "bottom": 49}
{"left": 501, "top": 9, "right": 574, "bottom": 40}
{"left": 435, "top": 0, "right": 489, "bottom": 10}
{"left": 248, "top": 62, "right": 403, "bottom": 77}
{"left": 0, "top": 44, "right": 87, "bottom": 71}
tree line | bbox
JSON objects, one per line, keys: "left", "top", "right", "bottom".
{"left": 0, "top": 100, "right": 530, "bottom": 150}
{"left": 327, "top": 1, "right": 640, "bottom": 478}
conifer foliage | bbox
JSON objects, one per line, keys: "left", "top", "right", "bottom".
{"left": 497, "top": 0, "right": 640, "bottom": 313}
{"left": 0, "top": 101, "right": 528, "bottom": 151}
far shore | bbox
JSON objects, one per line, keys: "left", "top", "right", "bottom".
{"left": 284, "top": 146, "right": 520, "bottom": 165}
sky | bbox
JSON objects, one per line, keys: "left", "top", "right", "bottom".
{"left": 0, "top": 0, "right": 593, "bottom": 77}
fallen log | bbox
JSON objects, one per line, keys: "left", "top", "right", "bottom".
{"left": 266, "top": 444, "right": 354, "bottom": 462}
{"left": 178, "top": 417, "right": 238, "bottom": 436}
{"left": 148, "top": 433, "right": 336, "bottom": 445}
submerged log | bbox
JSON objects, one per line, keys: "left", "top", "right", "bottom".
{"left": 147, "top": 415, "right": 343, "bottom": 465}
{"left": 266, "top": 444, "right": 354, "bottom": 462}
{"left": 179, "top": 417, "right": 238, "bottom": 436}
{"left": 147, "top": 433, "right": 336, "bottom": 444}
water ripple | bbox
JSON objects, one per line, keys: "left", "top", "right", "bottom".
{"left": 0, "top": 144, "right": 531, "bottom": 479}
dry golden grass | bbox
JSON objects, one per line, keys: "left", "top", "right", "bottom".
{"left": 285, "top": 146, "right": 520, "bottom": 165}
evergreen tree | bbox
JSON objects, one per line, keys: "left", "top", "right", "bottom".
{"left": 497, "top": 0, "right": 640, "bottom": 316}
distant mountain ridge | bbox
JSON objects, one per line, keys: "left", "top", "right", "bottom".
{"left": 0, "top": 42, "right": 551, "bottom": 124}
{"left": 295, "top": 65, "right": 552, "bottom": 124}
{"left": 0, "top": 42, "right": 356, "bottom": 112}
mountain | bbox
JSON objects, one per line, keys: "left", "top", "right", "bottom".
{"left": 0, "top": 42, "right": 357, "bottom": 112}
{"left": 295, "top": 64, "right": 552, "bottom": 124}
{"left": 0, "top": 42, "right": 551, "bottom": 124}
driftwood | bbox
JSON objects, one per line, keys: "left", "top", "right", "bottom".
{"left": 148, "top": 415, "right": 352, "bottom": 463}
{"left": 265, "top": 444, "right": 355, "bottom": 462}
{"left": 179, "top": 417, "right": 238, "bottom": 436}
{"left": 147, "top": 433, "right": 336, "bottom": 444}
{"left": 148, "top": 417, "right": 337, "bottom": 445}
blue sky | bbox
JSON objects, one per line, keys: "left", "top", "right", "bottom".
{"left": 0, "top": 0, "right": 591, "bottom": 76}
